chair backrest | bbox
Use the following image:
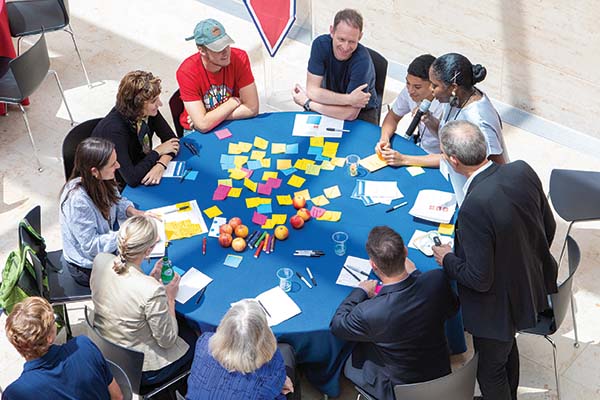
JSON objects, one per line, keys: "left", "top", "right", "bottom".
{"left": 106, "top": 359, "right": 133, "bottom": 400}
{"left": 83, "top": 306, "right": 145, "bottom": 395}
{"left": 19, "top": 206, "right": 47, "bottom": 263}
{"left": 366, "top": 47, "right": 388, "bottom": 125}
{"left": 9, "top": 32, "right": 50, "bottom": 100}
{"left": 62, "top": 118, "right": 103, "bottom": 180}
{"left": 169, "top": 89, "right": 185, "bottom": 138}
{"left": 549, "top": 235, "right": 580, "bottom": 331}
{"left": 6, "top": 0, "right": 69, "bottom": 37}
{"left": 549, "top": 169, "right": 600, "bottom": 222}
{"left": 393, "top": 353, "right": 479, "bottom": 400}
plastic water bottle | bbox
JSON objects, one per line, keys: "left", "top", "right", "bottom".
{"left": 161, "top": 256, "right": 174, "bottom": 284}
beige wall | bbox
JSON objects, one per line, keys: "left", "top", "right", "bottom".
{"left": 312, "top": 1, "right": 600, "bottom": 141}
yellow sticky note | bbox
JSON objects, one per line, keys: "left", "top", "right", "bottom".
{"left": 271, "top": 143, "right": 286, "bottom": 154}
{"left": 322, "top": 142, "right": 339, "bottom": 158}
{"left": 245, "top": 197, "right": 261, "bottom": 208}
{"left": 277, "top": 159, "right": 292, "bottom": 170}
{"left": 238, "top": 142, "right": 253, "bottom": 152}
{"left": 311, "top": 195, "right": 330, "bottom": 206}
{"left": 258, "top": 198, "right": 272, "bottom": 205}
{"left": 203, "top": 205, "right": 223, "bottom": 218}
{"left": 277, "top": 195, "right": 293, "bottom": 205}
{"left": 305, "top": 164, "right": 321, "bottom": 176}
{"left": 253, "top": 136, "right": 269, "bottom": 150}
{"left": 310, "top": 136, "right": 324, "bottom": 147}
{"left": 294, "top": 158, "right": 315, "bottom": 171}
{"left": 262, "top": 171, "right": 278, "bottom": 181}
{"left": 261, "top": 158, "right": 271, "bottom": 168}
{"left": 260, "top": 219, "right": 276, "bottom": 229}
{"left": 332, "top": 157, "right": 346, "bottom": 167}
{"left": 438, "top": 224, "right": 455, "bottom": 235}
{"left": 287, "top": 175, "right": 305, "bottom": 188}
{"left": 228, "top": 187, "right": 242, "bottom": 198}
{"left": 318, "top": 210, "right": 342, "bottom": 222}
{"left": 234, "top": 155, "right": 248, "bottom": 167}
{"left": 217, "top": 179, "right": 233, "bottom": 187}
{"left": 323, "top": 185, "right": 341, "bottom": 199}
{"left": 228, "top": 143, "right": 242, "bottom": 154}
{"left": 175, "top": 201, "right": 191, "bottom": 210}
{"left": 406, "top": 166, "right": 426, "bottom": 176}
{"left": 250, "top": 150, "right": 266, "bottom": 160}
{"left": 244, "top": 178, "right": 257, "bottom": 192}
{"left": 359, "top": 153, "right": 387, "bottom": 172}
{"left": 229, "top": 169, "right": 247, "bottom": 180}
{"left": 294, "top": 189, "right": 311, "bottom": 200}
{"left": 272, "top": 214, "right": 287, "bottom": 224}
{"left": 320, "top": 160, "right": 335, "bottom": 171}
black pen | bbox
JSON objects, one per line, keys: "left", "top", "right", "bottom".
{"left": 325, "top": 127, "right": 350, "bottom": 133}
{"left": 306, "top": 267, "right": 317, "bottom": 286}
{"left": 345, "top": 264, "right": 369, "bottom": 277}
{"left": 183, "top": 142, "right": 195, "bottom": 155}
{"left": 179, "top": 168, "right": 192, "bottom": 183}
{"left": 296, "top": 271, "right": 313, "bottom": 289}
{"left": 257, "top": 300, "right": 271, "bottom": 318}
{"left": 343, "top": 265, "right": 361, "bottom": 281}
{"left": 164, "top": 205, "right": 190, "bottom": 214}
{"left": 385, "top": 201, "right": 408, "bottom": 213}
{"left": 189, "top": 142, "right": 199, "bottom": 155}
{"left": 195, "top": 286, "right": 207, "bottom": 304}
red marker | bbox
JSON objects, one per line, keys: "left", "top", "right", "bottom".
{"left": 202, "top": 237, "right": 207, "bottom": 255}
{"left": 254, "top": 239, "right": 264, "bottom": 258}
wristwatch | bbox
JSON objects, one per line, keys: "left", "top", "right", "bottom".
{"left": 303, "top": 99, "right": 312, "bottom": 111}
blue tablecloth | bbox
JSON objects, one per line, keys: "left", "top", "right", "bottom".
{"left": 124, "top": 111, "right": 466, "bottom": 396}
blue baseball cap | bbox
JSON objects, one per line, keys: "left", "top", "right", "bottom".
{"left": 185, "top": 19, "right": 234, "bottom": 52}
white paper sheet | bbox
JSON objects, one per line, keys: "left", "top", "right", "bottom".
{"left": 291, "top": 114, "right": 345, "bottom": 138}
{"left": 336, "top": 256, "right": 372, "bottom": 287}
{"left": 255, "top": 286, "right": 301, "bottom": 326}
{"left": 163, "top": 161, "right": 187, "bottom": 178}
{"left": 175, "top": 268, "right": 213, "bottom": 304}
{"left": 408, "top": 190, "right": 457, "bottom": 224}
{"left": 149, "top": 218, "right": 166, "bottom": 258}
{"left": 407, "top": 230, "right": 454, "bottom": 256}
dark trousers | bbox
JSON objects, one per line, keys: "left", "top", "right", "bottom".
{"left": 278, "top": 343, "right": 301, "bottom": 400}
{"left": 473, "top": 336, "right": 519, "bottom": 400}
{"left": 66, "top": 262, "right": 92, "bottom": 287}
{"left": 357, "top": 107, "right": 379, "bottom": 125}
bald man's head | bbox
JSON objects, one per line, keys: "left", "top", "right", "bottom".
{"left": 439, "top": 120, "right": 487, "bottom": 166}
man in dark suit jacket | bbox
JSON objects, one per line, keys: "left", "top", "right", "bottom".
{"left": 330, "top": 226, "right": 459, "bottom": 400}
{"left": 433, "top": 120, "right": 558, "bottom": 400}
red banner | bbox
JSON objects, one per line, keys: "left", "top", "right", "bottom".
{"left": 244, "top": 0, "right": 295, "bottom": 57}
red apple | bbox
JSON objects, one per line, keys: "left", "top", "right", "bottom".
{"left": 292, "top": 195, "right": 306, "bottom": 210}
{"left": 232, "top": 237, "right": 246, "bottom": 252}
{"left": 297, "top": 208, "right": 311, "bottom": 222}
{"left": 219, "top": 224, "right": 233, "bottom": 235}
{"left": 274, "top": 225, "right": 289, "bottom": 240}
{"left": 290, "top": 215, "right": 304, "bottom": 229}
{"left": 228, "top": 217, "right": 243, "bottom": 230}
{"left": 218, "top": 233, "right": 233, "bottom": 247}
{"left": 234, "top": 224, "right": 249, "bottom": 238}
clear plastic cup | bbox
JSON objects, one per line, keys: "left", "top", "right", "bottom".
{"left": 277, "top": 267, "right": 293, "bottom": 292}
{"left": 346, "top": 154, "right": 360, "bottom": 177}
{"left": 332, "top": 231, "right": 349, "bottom": 256}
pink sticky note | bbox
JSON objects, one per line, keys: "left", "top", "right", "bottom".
{"left": 241, "top": 167, "right": 253, "bottom": 178}
{"left": 266, "top": 177, "right": 282, "bottom": 189}
{"left": 212, "top": 184, "right": 231, "bottom": 201}
{"left": 310, "top": 206, "right": 326, "bottom": 218}
{"left": 214, "top": 128, "right": 233, "bottom": 140}
{"left": 252, "top": 211, "right": 268, "bottom": 225}
{"left": 257, "top": 183, "right": 272, "bottom": 195}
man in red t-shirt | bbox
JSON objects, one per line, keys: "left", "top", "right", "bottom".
{"left": 176, "top": 19, "right": 259, "bottom": 133}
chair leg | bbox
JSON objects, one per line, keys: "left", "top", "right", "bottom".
{"left": 545, "top": 335, "right": 560, "bottom": 400}
{"left": 16, "top": 37, "right": 23, "bottom": 56}
{"left": 62, "top": 304, "right": 73, "bottom": 340}
{"left": 64, "top": 25, "right": 92, "bottom": 88}
{"left": 17, "top": 104, "right": 43, "bottom": 171}
{"left": 570, "top": 294, "right": 580, "bottom": 348}
{"left": 48, "top": 70, "right": 75, "bottom": 125}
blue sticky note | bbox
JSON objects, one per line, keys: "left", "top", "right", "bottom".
{"left": 224, "top": 254, "right": 243, "bottom": 268}
{"left": 315, "top": 154, "right": 331, "bottom": 161}
{"left": 285, "top": 143, "right": 299, "bottom": 154}
{"left": 221, "top": 162, "right": 235, "bottom": 170}
{"left": 306, "top": 115, "right": 321, "bottom": 124}
{"left": 307, "top": 146, "right": 322, "bottom": 156}
{"left": 257, "top": 203, "right": 272, "bottom": 214}
{"left": 220, "top": 154, "right": 235, "bottom": 163}
{"left": 184, "top": 171, "right": 198, "bottom": 180}
{"left": 281, "top": 167, "right": 298, "bottom": 176}
{"left": 247, "top": 160, "right": 263, "bottom": 170}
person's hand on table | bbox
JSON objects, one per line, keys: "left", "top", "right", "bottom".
{"left": 380, "top": 146, "right": 408, "bottom": 167}
{"left": 374, "top": 139, "right": 390, "bottom": 156}
{"left": 141, "top": 164, "right": 165, "bottom": 186}
{"left": 358, "top": 280, "right": 378, "bottom": 298}
{"left": 155, "top": 137, "right": 180, "bottom": 156}
{"left": 292, "top": 84, "right": 309, "bottom": 107}
{"left": 348, "top": 83, "right": 371, "bottom": 108}
{"left": 432, "top": 244, "right": 452, "bottom": 266}
{"left": 165, "top": 273, "right": 181, "bottom": 301}
{"left": 405, "top": 257, "right": 417, "bottom": 274}
{"left": 281, "top": 376, "right": 294, "bottom": 395}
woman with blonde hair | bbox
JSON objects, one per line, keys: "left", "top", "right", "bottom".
{"left": 186, "top": 299, "right": 298, "bottom": 399}
{"left": 90, "top": 215, "right": 195, "bottom": 387}
{"left": 92, "top": 70, "right": 180, "bottom": 188}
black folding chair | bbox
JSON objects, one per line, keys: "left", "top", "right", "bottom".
{"left": 366, "top": 47, "right": 388, "bottom": 125}
{"left": 62, "top": 118, "right": 102, "bottom": 180}
{"left": 169, "top": 89, "right": 185, "bottom": 138}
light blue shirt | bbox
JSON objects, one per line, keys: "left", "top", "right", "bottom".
{"left": 59, "top": 178, "right": 132, "bottom": 269}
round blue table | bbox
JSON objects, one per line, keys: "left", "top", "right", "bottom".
{"left": 124, "top": 111, "right": 466, "bottom": 396}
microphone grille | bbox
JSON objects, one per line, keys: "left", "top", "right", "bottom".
{"left": 419, "top": 99, "right": 432, "bottom": 112}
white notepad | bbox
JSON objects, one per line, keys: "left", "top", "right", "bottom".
{"left": 175, "top": 268, "right": 212, "bottom": 304}
{"left": 255, "top": 286, "right": 301, "bottom": 326}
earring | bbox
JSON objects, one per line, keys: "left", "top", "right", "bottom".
{"left": 449, "top": 90, "right": 459, "bottom": 108}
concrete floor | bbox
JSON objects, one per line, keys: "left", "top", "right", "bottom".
{"left": 1, "top": 0, "right": 599, "bottom": 398}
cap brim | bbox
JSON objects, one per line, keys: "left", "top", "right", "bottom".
{"left": 205, "top": 35, "right": 234, "bottom": 52}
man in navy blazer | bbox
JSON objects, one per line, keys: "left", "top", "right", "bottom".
{"left": 330, "top": 226, "right": 459, "bottom": 400}
{"left": 433, "top": 120, "right": 558, "bottom": 400}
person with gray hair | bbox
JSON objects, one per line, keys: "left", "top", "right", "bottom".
{"left": 186, "top": 299, "right": 298, "bottom": 399}
{"left": 433, "top": 123, "right": 558, "bottom": 400}
{"left": 330, "top": 226, "right": 459, "bottom": 400}
{"left": 90, "top": 215, "right": 196, "bottom": 389}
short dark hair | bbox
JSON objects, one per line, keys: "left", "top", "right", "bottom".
{"left": 440, "top": 120, "right": 488, "bottom": 165}
{"left": 407, "top": 54, "right": 436, "bottom": 80}
{"left": 333, "top": 9, "right": 363, "bottom": 32}
{"left": 430, "top": 53, "right": 487, "bottom": 89}
{"left": 365, "top": 226, "right": 406, "bottom": 276}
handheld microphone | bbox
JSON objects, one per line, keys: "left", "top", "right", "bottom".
{"left": 405, "top": 99, "right": 431, "bottom": 137}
